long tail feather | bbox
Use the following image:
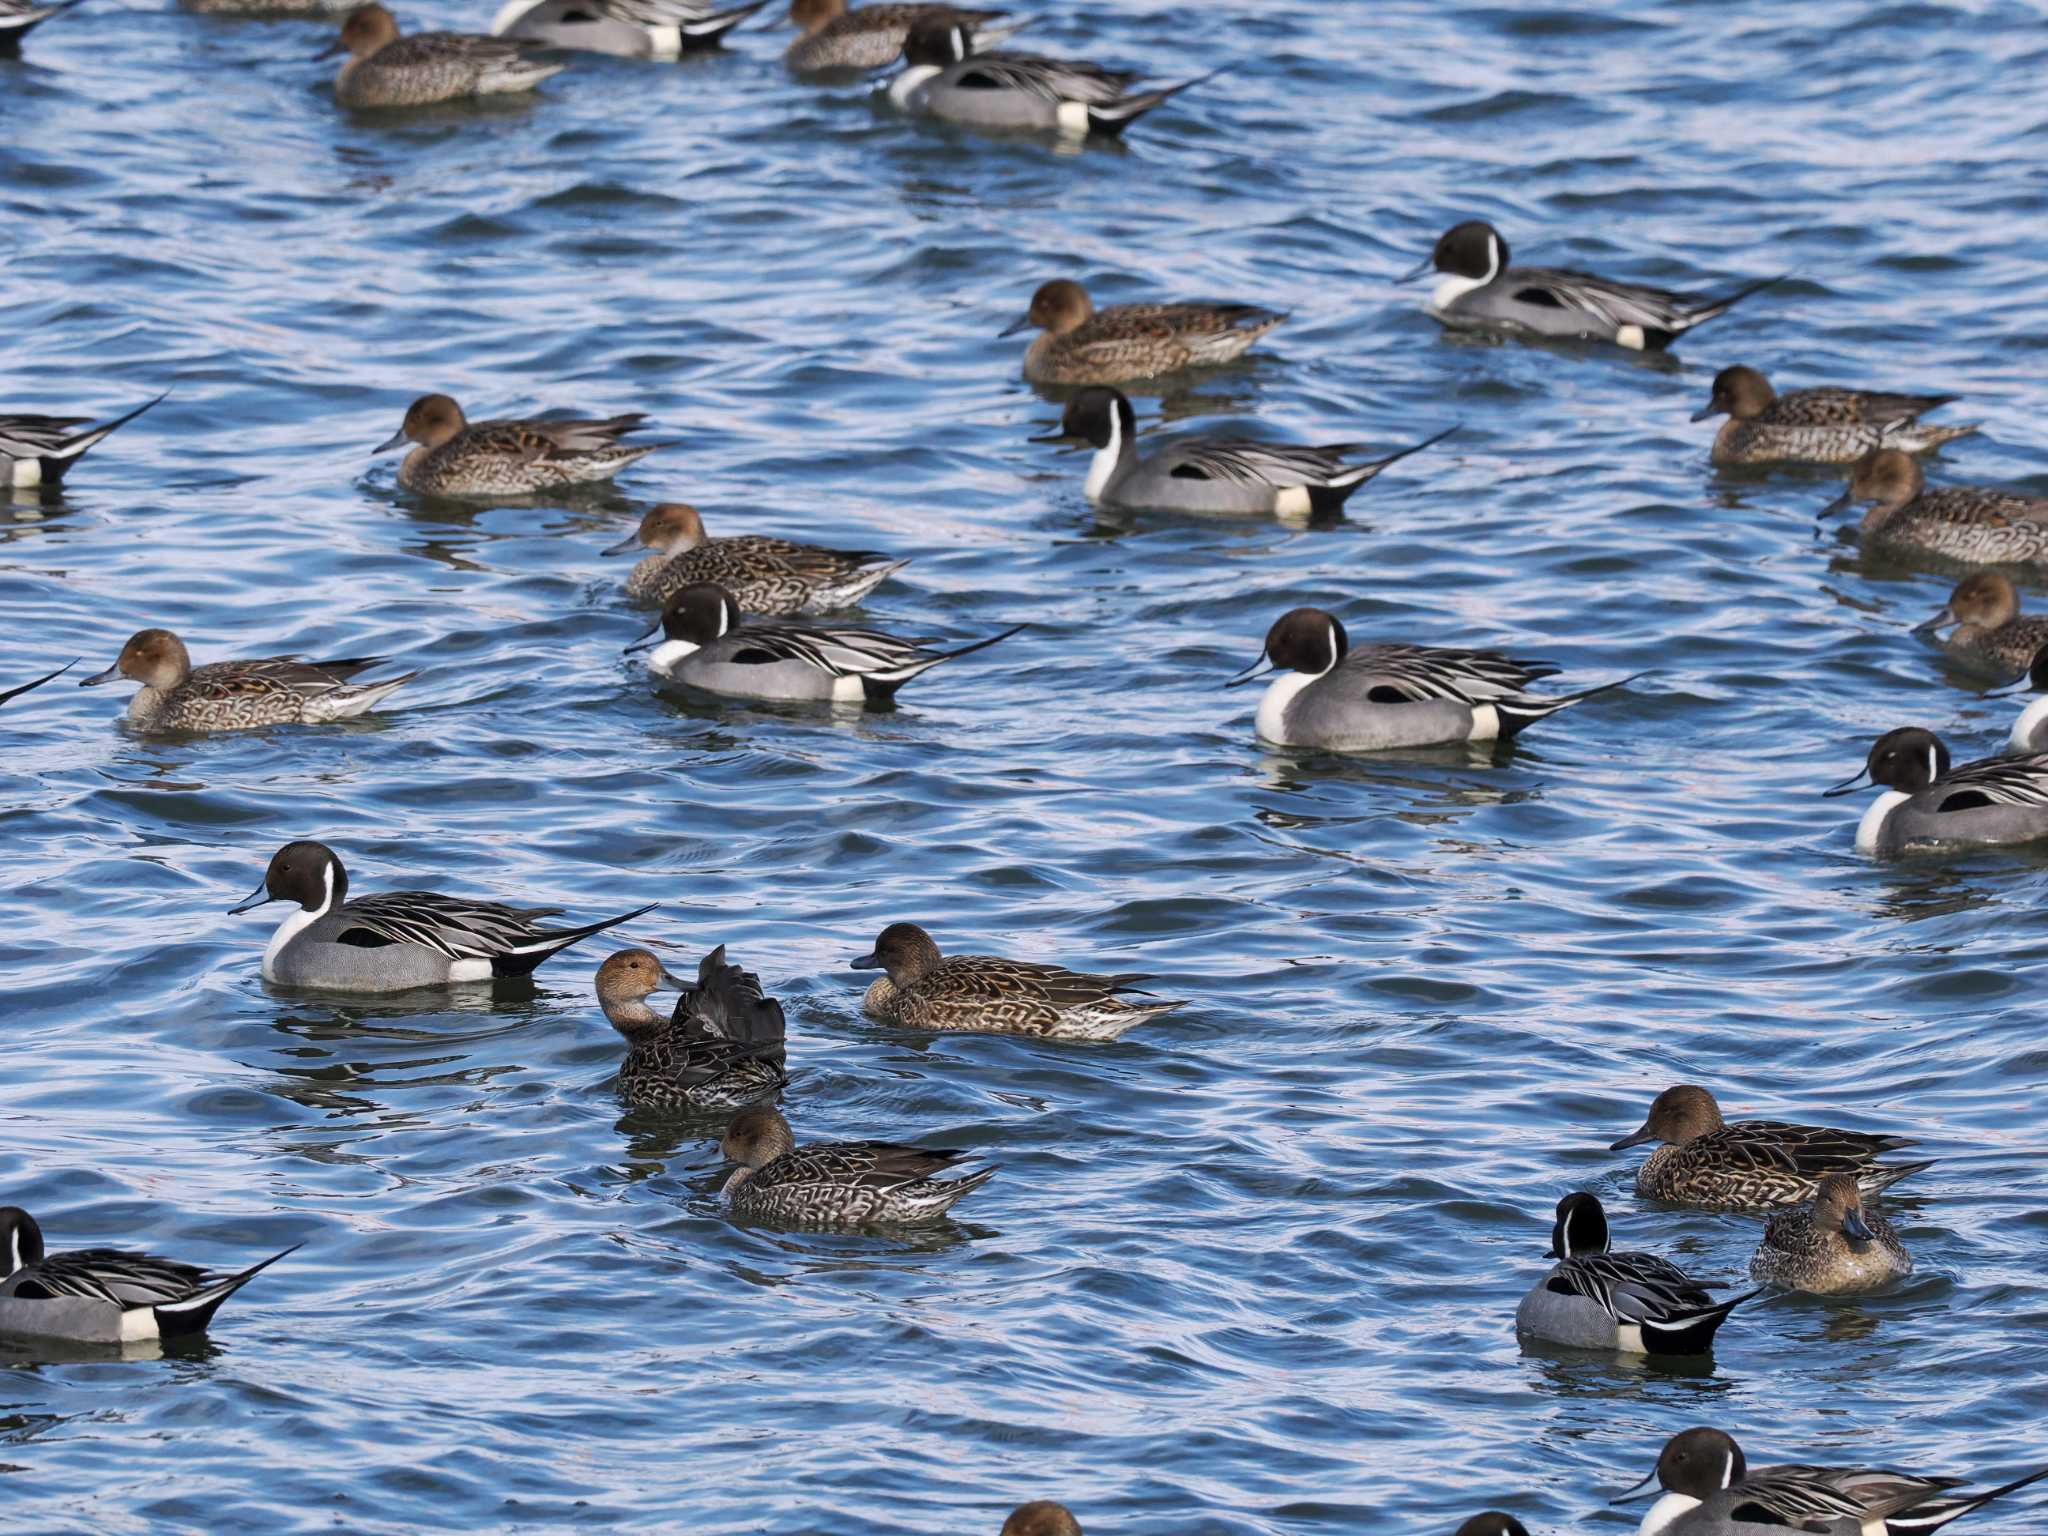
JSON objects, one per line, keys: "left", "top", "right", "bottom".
{"left": 497, "top": 900, "right": 659, "bottom": 974}
{"left": 153, "top": 1242, "right": 301, "bottom": 1337}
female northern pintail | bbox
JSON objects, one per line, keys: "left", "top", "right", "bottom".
{"left": 1615, "top": 1427, "right": 2048, "bottom": 1536}
{"left": 786, "top": 0, "right": 1014, "bottom": 73}
{"left": 889, "top": 19, "right": 1206, "bottom": 139}
{"left": 78, "top": 628, "right": 414, "bottom": 731}
{"left": 1228, "top": 607, "right": 1635, "bottom": 753}
{"left": 0, "top": 395, "right": 162, "bottom": 488}
{"left": 626, "top": 582, "right": 1021, "bottom": 703}
{"left": 592, "top": 947, "right": 787, "bottom": 1112}
{"left": 1516, "top": 1192, "right": 1754, "bottom": 1357}
{"left": 1693, "top": 365, "right": 1976, "bottom": 467}
{"left": 1034, "top": 388, "right": 1455, "bottom": 517}
{"left": 1610, "top": 1084, "right": 1932, "bottom": 1210}
{"left": 1403, "top": 221, "right": 1781, "bottom": 351}
{"left": 852, "top": 921, "right": 1184, "bottom": 1039}
{"left": 0, "top": 1207, "right": 295, "bottom": 1345}
{"left": 0, "top": 659, "right": 76, "bottom": 707}
{"left": 1748, "top": 1172, "right": 1910, "bottom": 1295}
{"left": 1820, "top": 448, "right": 2048, "bottom": 568}
{"left": 1003, "top": 1504, "right": 1082, "bottom": 1536}
{"left": 1913, "top": 573, "right": 2048, "bottom": 677}
{"left": 326, "top": 5, "right": 565, "bottom": 108}
{"left": 0, "top": 0, "right": 82, "bottom": 49}
{"left": 1002, "top": 279, "right": 1286, "bottom": 386}
{"left": 717, "top": 1105, "right": 995, "bottom": 1227}
{"left": 493, "top": 0, "right": 764, "bottom": 55}
{"left": 1826, "top": 726, "right": 2048, "bottom": 854}
{"left": 604, "top": 503, "right": 908, "bottom": 613}
{"left": 232, "top": 840, "right": 654, "bottom": 992}
{"left": 376, "top": 393, "right": 660, "bottom": 496}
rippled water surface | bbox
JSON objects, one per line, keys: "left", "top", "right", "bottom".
{"left": 6, "top": 0, "right": 2048, "bottom": 1531}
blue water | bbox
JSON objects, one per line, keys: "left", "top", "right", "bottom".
{"left": 5, "top": 0, "right": 2048, "bottom": 1531}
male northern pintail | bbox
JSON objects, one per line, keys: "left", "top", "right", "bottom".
{"left": 1609, "top": 1084, "right": 1932, "bottom": 1210}
{"left": 1455, "top": 1520, "right": 1528, "bottom": 1536}
{"left": 1693, "top": 365, "right": 1977, "bottom": 467}
{"left": 493, "top": 0, "right": 764, "bottom": 55}
{"left": 326, "top": 5, "right": 565, "bottom": 108}
{"left": 376, "top": 393, "right": 660, "bottom": 496}
{"left": 1227, "top": 607, "right": 1635, "bottom": 753}
{"left": 0, "top": 395, "right": 162, "bottom": 488}
{"left": 0, "top": 659, "right": 76, "bottom": 707}
{"left": 0, "top": 1207, "right": 296, "bottom": 1345}
{"left": 1002, "top": 1504, "right": 1082, "bottom": 1536}
{"left": 1825, "top": 725, "right": 2048, "bottom": 854}
{"left": 889, "top": 19, "right": 1206, "bottom": 139}
{"left": 0, "top": 0, "right": 83, "bottom": 50}
{"left": 1614, "top": 1426, "right": 2048, "bottom": 1536}
{"left": 604, "top": 502, "right": 908, "bottom": 613}
{"left": 785, "top": 0, "right": 1015, "bottom": 73}
{"left": 1515, "top": 1192, "right": 1755, "bottom": 1357}
{"left": 1912, "top": 573, "right": 2048, "bottom": 677}
{"left": 1001, "top": 279, "right": 1286, "bottom": 386}
{"left": 717, "top": 1105, "right": 995, "bottom": 1227}
{"left": 593, "top": 947, "right": 787, "bottom": 1111}
{"left": 232, "top": 840, "right": 654, "bottom": 992}
{"left": 852, "top": 921, "right": 1183, "bottom": 1039}
{"left": 1996, "top": 647, "right": 2048, "bottom": 754}
{"left": 625, "top": 582, "right": 1022, "bottom": 703}
{"left": 78, "top": 629, "right": 414, "bottom": 731}
{"left": 1819, "top": 448, "right": 2048, "bottom": 568}
{"left": 1403, "top": 221, "right": 1781, "bottom": 351}
{"left": 1748, "top": 1172, "right": 1910, "bottom": 1295}
{"left": 1033, "top": 388, "right": 1454, "bottom": 517}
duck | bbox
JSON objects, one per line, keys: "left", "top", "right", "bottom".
{"left": 231, "top": 840, "right": 655, "bottom": 992}
{"left": 0, "top": 659, "right": 76, "bottom": 707}
{"left": 1032, "top": 387, "right": 1455, "bottom": 517}
{"left": 625, "top": 582, "right": 1022, "bottom": 703}
{"left": 1994, "top": 646, "right": 2048, "bottom": 753}
{"left": 1819, "top": 449, "right": 2048, "bottom": 568}
{"left": 1609, "top": 1084, "right": 1932, "bottom": 1211}
{"left": 1403, "top": 221, "right": 1781, "bottom": 351}
{"left": 325, "top": 5, "right": 565, "bottom": 107}
{"left": 717, "top": 1105, "right": 995, "bottom": 1227}
{"left": 1912, "top": 573, "right": 2048, "bottom": 677}
{"left": 1748, "top": 1172, "right": 1911, "bottom": 1295}
{"left": 77, "top": 628, "right": 414, "bottom": 731}
{"left": 852, "top": 921, "right": 1183, "bottom": 1039}
{"left": 0, "top": 394, "right": 163, "bottom": 489}
{"left": 0, "top": 1207, "right": 296, "bottom": 1345}
{"left": 592, "top": 948, "right": 787, "bottom": 1112}
{"left": 1824, "top": 725, "right": 2048, "bottom": 854}
{"left": 888, "top": 18, "right": 1206, "bottom": 139}
{"left": 1455, "top": 1520, "right": 1529, "bottom": 1536}
{"left": 1227, "top": 607, "right": 1635, "bottom": 752}
{"left": 375, "top": 393, "right": 661, "bottom": 497}
{"left": 1000, "top": 278, "right": 1286, "bottom": 386}
{"left": 0, "top": 0, "right": 83, "bottom": 50}
{"left": 603, "top": 503, "right": 908, "bottom": 614}
{"left": 1515, "top": 1192, "right": 1755, "bottom": 1357}
{"left": 1692, "top": 365, "right": 1976, "bottom": 467}
{"left": 785, "top": 0, "right": 1015, "bottom": 74}
{"left": 492, "top": 0, "right": 765, "bottom": 56}
{"left": 1002, "top": 1505, "right": 1082, "bottom": 1536}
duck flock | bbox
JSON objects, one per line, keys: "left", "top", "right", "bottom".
{"left": 4, "top": 1, "right": 2046, "bottom": 1532}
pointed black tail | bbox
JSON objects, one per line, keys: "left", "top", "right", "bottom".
{"left": 1641, "top": 1288, "right": 1759, "bottom": 1356}
{"left": 495, "top": 901, "right": 659, "bottom": 977}
{"left": 155, "top": 1243, "right": 302, "bottom": 1338}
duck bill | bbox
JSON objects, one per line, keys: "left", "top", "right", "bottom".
{"left": 1688, "top": 403, "right": 1724, "bottom": 422}
{"left": 372, "top": 426, "right": 410, "bottom": 454}
{"left": 1608, "top": 1465, "right": 1660, "bottom": 1505}
{"left": 77, "top": 660, "right": 122, "bottom": 688}
{"left": 656, "top": 967, "right": 689, "bottom": 993}
{"left": 1841, "top": 1208, "right": 1875, "bottom": 1242}
{"left": 1397, "top": 253, "right": 1435, "bottom": 282}
{"left": 1911, "top": 606, "right": 1957, "bottom": 637}
{"left": 622, "top": 619, "right": 661, "bottom": 654}
{"left": 850, "top": 950, "right": 883, "bottom": 970}
{"left": 228, "top": 879, "right": 276, "bottom": 915}
{"left": 1816, "top": 489, "right": 1857, "bottom": 521}
{"left": 1607, "top": 1124, "right": 1656, "bottom": 1151}
{"left": 601, "top": 530, "right": 643, "bottom": 557}
{"left": 997, "top": 313, "right": 1034, "bottom": 338}
{"left": 1223, "top": 654, "right": 1276, "bottom": 690}
{"left": 1821, "top": 765, "right": 1873, "bottom": 799}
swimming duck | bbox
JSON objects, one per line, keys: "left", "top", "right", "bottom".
{"left": 0, "top": 659, "right": 76, "bottom": 706}
{"left": 717, "top": 1105, "right": 995, "bottom": 1227}
{"left": 1819, "top": 449, "right": 2048, "bottom": 568}
{"left": 1824, "top": 725, "right": 2048, "bottom": 855}
{"left": 0, "top": 395, "right": 163, "bottom": 488}
{"left": 1912, "top": 573, "right": 2048, "bottom": 677}
{"left": 1033, "top": 388, "right": 1454, "bottom": 517}
{"left": 1693, "top": 365, "right": 1976, "bottom": 467}
{"left": 0, "top": 1207, "right": 296, "bottom": 1344}
{"left": 852, "top": 921, "right": 1183, "bottom": 1039}
{"left": 1455, "top": 1520, "right": 1529, "bottom": 1536}
{"left": 325, "top": 4, "right": 565, "bottom": 107}
{"left": 889, "top": 19, "right": 1205, "bottom": 139}
{"left": 232, "top": 840, "right": 655, "bottom": 992}
{"left": 1995, "top": 646, "right": 2048, "bottom": 753}
{"left": 1001, "top": 279, "right": 1286, "bottom": 386}
{"left": 1609, "top": 1085, "right": 1932, "bottom": 1210}
{"left": 492, "top": 0, "right": 765, "bottom": 56}
{"left": 78, "top": 629, "right": 414, "bottom": 731}
{"left": 1748, "top": 1172, "right": 1911, "bottom": 1295}
{"left": 376, "top": 393, "right": 661, "bottom": 497}
{"left": 1404, "top": 221, "right": 1780, "bottom": 351}
{"left": 1002, "top": 1505, "right": 1082, "bottom": 1536}
{"left": 592, "top": 947, "right": 787, "bottom": 1112}
{"left": 0, "top": 0, "right": 83, "bottom": 50}
{"left": 785, "top": 0, "right": 1014, "bottom": 73}
{"left": 604, "top": 503, "right": 908, "bottom": 614}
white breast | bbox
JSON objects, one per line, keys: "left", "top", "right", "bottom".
{"left": 1855, "top": 790, "right": 1911, "bottom": 853}
{"left": 1431, "top": 271, "right": 1490, "bottom": 309}
{"left": 1082, "top": 405, "right": 1123, "bottom": 503}
{"left": 261, "top": 905, "right": 324, "bottom": 982}
{"left": 888, "top": 65, "right": 940, "bottom": 108}
{"left": 1637, "top": 1492, "right": 1700, "bottom": 1536}
{"left": 488, "top": 0, "right": 531, "bottom": 32}
{"left": 2011, "top": 696, "right": 2048, "bottom": 753}
{"left": 1254, "top": 671, "right": 1317, "bottom": 744}
{"left": 648, "top": 638, "right": 700, "bottom": 677}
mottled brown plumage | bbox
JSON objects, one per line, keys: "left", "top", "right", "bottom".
{"left": 1697, "top": 365, "right": 1976, "bottom": 466}
{"left": 79, "top": 628, "right": 414, "bottom": 731}
{"left": 377, "top": 393, "right": 660, "bottom": 496}
{"left": 785, "top": 0, "right": 1005, "bottom": 72}
{"left": 610, "top": 503, "right": 907, "bottom": 613}
{"left": 594, "top": 947, "right": 787, "bottom": 1112}
{"left": 1006, "top": 278, "right": 1285, "bottom": 386}
{"left": 719, "top": 1105, "right": 994, "bottom": 1226}
{"left": 1823, "top": 449, "right": 2048, "bottom": 567}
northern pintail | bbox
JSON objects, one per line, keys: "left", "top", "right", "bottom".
{"left": 1610, "top": 1084, "right": 1932, "bottom": 1211}
{"left": 1455, "top": 1520, "right": 1529, "bottom": 1536}
{"left": 0, "top": 659, "right": 76, "bottom": 707}
{"left": 718, "top": 1105, "right": 995, "bottom": 1227}
{"left": 0, "top": 395, "right": 163, "bottom": 488}
{"left": 889, "top": 19, "right": 1205, "bottom": 139}
{"left": 1228, "top": 607, "right": 1635, "bottom": 752}
{"left": 852, "top": 921, "right": 1184, "bottom": 1039}
{"left": 593, "top": 947, "right": 787, "bottom": 1112}
{"left": 1997, "top": 647, "right": 2048, "bottom": 753}
{"left": 1819, "top": 449, "right": 2048, "bottom": 568}
{"left": 1516, "top": 1192, "right": 1754, "bottom": 1357}
{"left": 1002, "top": 279, "right": 1286, "bottom": 386}
{"left": 1748, "top": 1172, "right": 1910, "bottom": 1295}
{"left": 625, "top": 582, "right": 1022, "bottom": 703}
{"left": 785, "top": 0, "right": 1015, "bottom": 73}
{"left": 232, "top": 840, "right": 654, "bottom": 992}
{"left": 604, "top": 503, "right": 908, "bottom": 613}
{"left": 1824, "top": 725, "right": 2048, "bottom": 854}
{"left": 493, "top": 0, "right": 764, "bottom": 55}
{"left": 1033, "top": 388, "right": 1454, "bottom": 517}
{"left": 0, "top": 0, "right": 82, "bottom": 49}
{"left": 1615, "top": 1426, "right": 2048, "bottom": 1536}
{"left": 376, "top": 393, "right": 660, "bottom": 496}
{"left": 0, "top": 1207, "right": 296, "bottom": 1345}
{"left": 78, "top": 629, "right": 414, "bottom": 731}
{"left": 1912, "top": 573, "right": 2048, "bottom": 677}
{"left": 1002, "top": 1504, "right": 1082, "bottom": 1536}
{"left": 1693, "top": 365, "right": 1976, "bottom": 467}
{"left": 326, "top": 5, "right": 565, "bottom": 108}
{"left": 1403, "top": 221, "right": 1780, "bottom": 351}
